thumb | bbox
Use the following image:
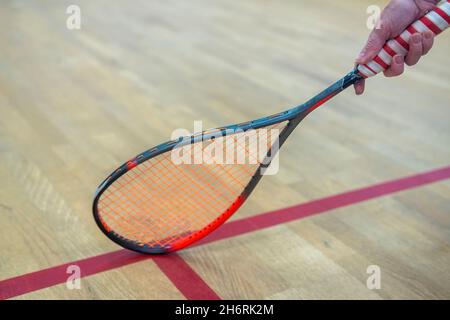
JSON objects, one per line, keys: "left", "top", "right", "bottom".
{"left": 356, "top": 24, "right": 390, "bottom": 64}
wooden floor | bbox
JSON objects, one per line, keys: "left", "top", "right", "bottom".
{"left": 1, "top": 0, "right": 450, "bottom": 299}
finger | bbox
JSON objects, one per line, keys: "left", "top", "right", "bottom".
{"left": 354, "top": 79, "right": 365, "bottom": 95}
{"left": 422, "top": 31, "right": 434, "bottom": 55}
{"left": 356, "top": 23, "right": 390, "bottom": 64}
{"left": 405, "top": 33, "right": 423, "bottom": 66}
{"left": 384, "top": 54, "right": 404, "bottom": 77}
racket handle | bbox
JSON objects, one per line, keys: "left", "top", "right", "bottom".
{"left": 357, "top": 0, "right": 450, "bottom": 78}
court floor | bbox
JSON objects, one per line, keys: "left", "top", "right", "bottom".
{"left": 1, "top": 0, "right": 449, "bottom": 299}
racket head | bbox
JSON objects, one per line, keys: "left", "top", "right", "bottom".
{"left": 93, "top": 109, "right": 303, "bottom": 254}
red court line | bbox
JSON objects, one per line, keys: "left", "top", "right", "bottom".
{"left": 1, "top": 165, "right": 449, "bottom": 300}
{"left": 153, "top": 255, "right": 220, "bottom": 300}
{"left": 0, "top": 249, "right": 149, "bottom": 300}
{"left": 0, "top": 249, "right": 217, "bottom": 300}
{"left": 196, "top": 165, "right": 450, "bottom": 245}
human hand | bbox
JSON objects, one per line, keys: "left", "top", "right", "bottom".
{"left": 354, "top": 0, "right": 439, "bottom": 94}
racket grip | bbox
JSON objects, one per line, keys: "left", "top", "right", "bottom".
{"left": 357, "top": 0, "right": 450, "bottom": 78}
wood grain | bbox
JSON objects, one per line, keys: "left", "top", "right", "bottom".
{"left": 1, "top": 0, "right": 449, "bottom": 299}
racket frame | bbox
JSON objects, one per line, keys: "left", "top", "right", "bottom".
{"left": 93, "top": 69, "right": 361, "bottom": 254}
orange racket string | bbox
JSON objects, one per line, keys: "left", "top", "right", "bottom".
{"left": 96, "top": 122, "right": 286, "bottom": 248}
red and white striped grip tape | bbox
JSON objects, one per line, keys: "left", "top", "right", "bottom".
{"left": 358, "top": 0, "right": 450, "bottom": 78}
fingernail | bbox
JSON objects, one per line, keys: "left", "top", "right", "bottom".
{"left": 412, "top": 34, "right": 421, "bottom": 44}
{"left": 394, "top": 55, "right": 403, "bottom": 64}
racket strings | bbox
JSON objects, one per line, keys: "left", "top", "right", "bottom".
{"left": 104, "top": 140, "right": 259, "bottom": 244}
{"left": 101, "top": 140, "right": 255, "bottom": 245}
{"left": 96, "top": 122, "right": 287, "bottom": 249}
